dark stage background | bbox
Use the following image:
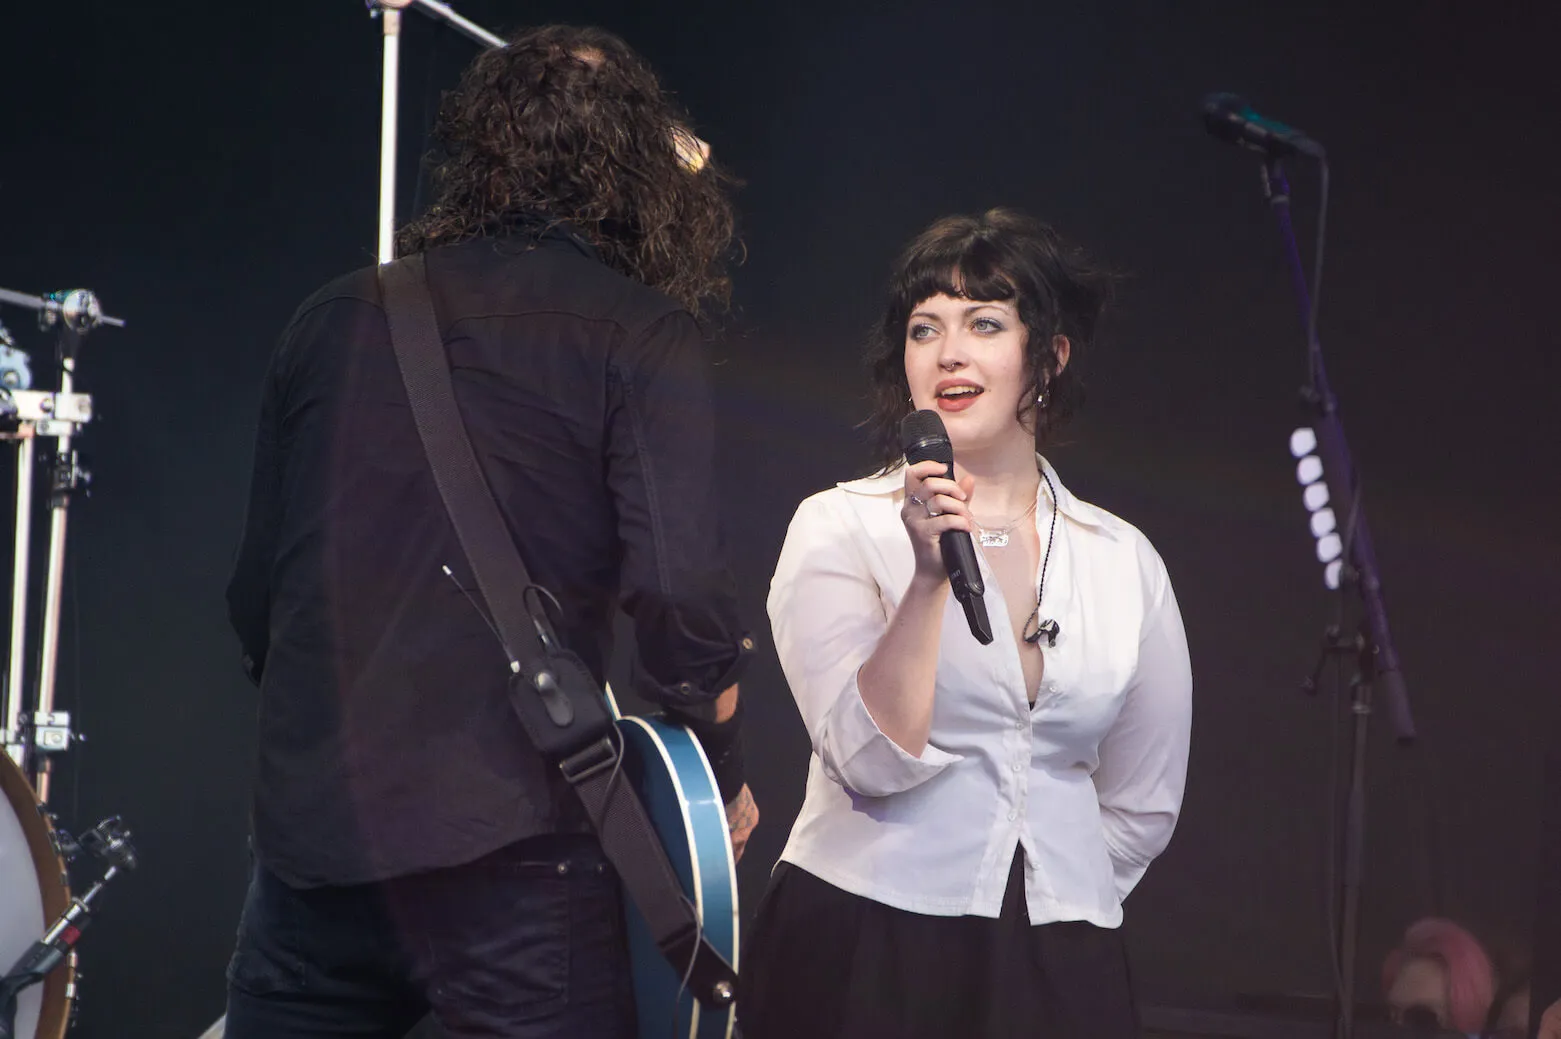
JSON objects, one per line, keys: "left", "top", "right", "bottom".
{"left": 2, "top": 2, "right": 1558, "bottom": 1036}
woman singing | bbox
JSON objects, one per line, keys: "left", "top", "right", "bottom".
{"left": 740, "top": 208, "right": 1193, "bottom": 1038}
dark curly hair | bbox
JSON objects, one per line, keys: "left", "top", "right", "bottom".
{"left": 863, "top": 208, "right": 1112, "bottom": 472}
{"left": 395, "top": 25, "right": 738, "bottom": 316}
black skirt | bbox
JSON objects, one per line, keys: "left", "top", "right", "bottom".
{"left": 738, "top": 852, "right": 1140, "bottom": 1039}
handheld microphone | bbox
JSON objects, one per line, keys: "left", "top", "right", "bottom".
{"left": 900, "top": 410, "right": 993, "bottom": 645}
{"left": 1201, "top": 93, "right": 1325, "bottom": 160}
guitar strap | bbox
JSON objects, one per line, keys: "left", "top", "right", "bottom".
{"left": 377, "top": 253, "right": 737, "bottom": 1008}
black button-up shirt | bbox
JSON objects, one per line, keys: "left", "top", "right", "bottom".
{"left": 227, "top": 229, "right": 749, "bottom": 887}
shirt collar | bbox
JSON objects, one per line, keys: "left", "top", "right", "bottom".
{"left": 500, "top": 212, "right": 603, "bottom": 263}
{"left": 837, "top": 455, "right": 1107, "bottom": 529}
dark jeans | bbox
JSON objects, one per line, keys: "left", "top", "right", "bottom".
{"left": 224, "top": 834, "right": 634, "bottom": 1039}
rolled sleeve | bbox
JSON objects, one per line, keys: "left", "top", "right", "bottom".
{"left": 1094, "top": 543, "right": 1193, "bottom": 899}
{"left": 607, "top": 310, "right": 749, "bottom": 709}
{"left": 769, "top": 494, "right": 962, "bottom": 798}
{"left": 817, "top": 669, "right": 963, "bottom": 796}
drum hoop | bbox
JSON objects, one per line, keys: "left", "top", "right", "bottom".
{"left": 0, "top": 755, "right": 73, "bottom": 1039}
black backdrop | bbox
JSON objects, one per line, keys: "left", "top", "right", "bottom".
{"left": 2, "top": 2, "right": 1559, "bottom": 1036}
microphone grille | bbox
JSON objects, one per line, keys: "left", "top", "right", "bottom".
{"left": 900, "top": 409, "right": 953, "bottom": 466}
{"left": 1200, "top": 91, "right": 1250, "bottom": 144}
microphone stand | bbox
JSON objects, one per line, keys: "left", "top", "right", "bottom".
{"left": 365, "top": 0, "right": 505, "bottom": 264}
{"left": 1258, "top": 158, "right": 1416, "bottom": 1039}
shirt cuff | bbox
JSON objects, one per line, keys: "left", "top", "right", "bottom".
{"left": 630, "top": 632, "right": 754, "bottom": 718}
{"left": 817, "top": 672, "right": 963, "bottom": 798}
{"left": 1101, "top": 828, "right": 1154, "bottom": 900}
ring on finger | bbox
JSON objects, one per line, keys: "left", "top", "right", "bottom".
{"left": 908, "top": 494, "right": 925, "bottom": 507}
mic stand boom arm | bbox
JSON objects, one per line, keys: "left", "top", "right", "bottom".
{"left": 1263, "top": 160, "right": 1413, "bottom": 742}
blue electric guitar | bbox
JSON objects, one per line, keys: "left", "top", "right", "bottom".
{"left": 604, "top": 685, "right": 739, "bottom": 1039}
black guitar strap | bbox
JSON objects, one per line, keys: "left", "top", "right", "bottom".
{"left": 377, "top": 253, "right": 737, "bottom": 1009}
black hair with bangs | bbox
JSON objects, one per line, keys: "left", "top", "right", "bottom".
{"left": 863, "top": 207, "right": 1111, "bottom": 472}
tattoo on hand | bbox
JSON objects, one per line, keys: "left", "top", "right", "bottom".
{"left": 725, "top": 785, "right": 758, "bottom": 862}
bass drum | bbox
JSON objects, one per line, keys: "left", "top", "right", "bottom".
{"left": 0, "top": 754, "right": 71, "bottom": 1039}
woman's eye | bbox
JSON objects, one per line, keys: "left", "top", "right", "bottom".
{"left": 908, "top": 323, "right": 936, "bottom": 341}
{"left": 972, "top": 317, "right": 1003, "bottom": 333}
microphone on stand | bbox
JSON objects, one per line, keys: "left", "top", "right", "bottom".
{"left": 900, "top": 410, "right": 993, "bottom": 645}
{"left": 1201, "top": 93, "right": 1326, "bottom": 160}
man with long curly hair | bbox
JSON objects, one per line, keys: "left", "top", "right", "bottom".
{"left": 223, "top": 25, "right": 754, "bottom": 1038}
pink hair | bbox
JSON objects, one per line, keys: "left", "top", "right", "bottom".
{"left": 1381, "top": 917, "right": 1496, "bottom": 1034}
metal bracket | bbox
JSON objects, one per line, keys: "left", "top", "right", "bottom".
{"left": 50, "top": 450, "right": 90, "bottom": 502}
{"left": 32, "top": 710, "right": 72, "bottom": 753}
{"left": 12, "top": 390, "right": 92, "bottom": 422}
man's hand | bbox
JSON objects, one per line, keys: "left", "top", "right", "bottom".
{"left": 724, "top": 784, "right": 758, "bottom": 863}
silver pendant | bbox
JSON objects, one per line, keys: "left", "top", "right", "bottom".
{"left": 978, "top": 529, "right": 1010, "bottom": 548}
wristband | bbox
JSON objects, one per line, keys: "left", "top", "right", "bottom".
{"left": 668, "top": 699, "right": 746, "bottom": 805}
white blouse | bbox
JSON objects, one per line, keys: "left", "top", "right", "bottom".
{"left": 767, "top": 458, "right": 1192, "bottom": 927}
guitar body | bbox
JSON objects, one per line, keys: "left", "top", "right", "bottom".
{"left": 608, "top": 703, "right": 738, "bottom": 1039}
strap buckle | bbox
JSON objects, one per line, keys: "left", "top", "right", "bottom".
{"left": 661, "top": 921, "right": 739, "bottom": 1008}
{"left": 558, "top": 736, "right": 619, "bottom": 785}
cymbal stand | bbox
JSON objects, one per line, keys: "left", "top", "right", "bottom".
{"left": 0, "top": 286, "right": 121, "bottom": 804}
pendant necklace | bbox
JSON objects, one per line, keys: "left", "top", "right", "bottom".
{"left": 1021, "top": 469, "right": 1062, "bottom": 649}
{"left": 974, "top": 497, "right": 1037, "bottom": 549}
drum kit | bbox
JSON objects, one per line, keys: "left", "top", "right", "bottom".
{"left": 0, "top": 285, "right": 137, "bottom": 1039}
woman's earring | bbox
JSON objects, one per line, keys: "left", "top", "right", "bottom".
{"left": 1035, "top": 389, "right": 1049, "bottom": 408}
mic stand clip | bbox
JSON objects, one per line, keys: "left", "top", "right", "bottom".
{"left": 0, "top": 817, "right": 136, "bottom": 1039}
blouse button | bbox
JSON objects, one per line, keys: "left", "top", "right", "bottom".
{"left": 1011, "top": 763, "right": 1022, "bottom": 773}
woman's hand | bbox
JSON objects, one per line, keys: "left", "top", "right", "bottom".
{"left": 901, "top": 460, "right": 976, "bottom": 584}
